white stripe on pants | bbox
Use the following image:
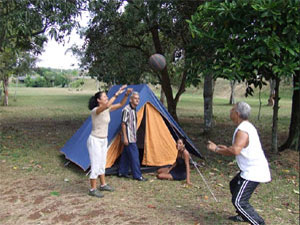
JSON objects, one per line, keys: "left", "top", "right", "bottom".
{"left": 87, "top": 135, "right": 108, "bottom": 179}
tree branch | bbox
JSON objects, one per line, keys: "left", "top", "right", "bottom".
{"left": 174, "top": 69, "right": 187, "bottom": 105}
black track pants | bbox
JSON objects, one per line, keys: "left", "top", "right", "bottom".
{"left": 230, "top": 173, "right": 265, "bottom": 225}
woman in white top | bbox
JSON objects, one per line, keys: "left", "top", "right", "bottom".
{"left": 207, "top": 102, "right": 271, "bottom": 225}
{"left": 87, "top": 85, "right": 132, "bottom": 198}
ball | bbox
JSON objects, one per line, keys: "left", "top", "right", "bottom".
{"left": 149, "top": 54, "right": 166, "bottom": 71}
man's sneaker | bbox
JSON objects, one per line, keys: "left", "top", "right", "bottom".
{"left": 117, "top": 173, "right": 131, "bottom": 179}
{"left": 88, "top": 189, "right": 104, "bottom": 198}
{"left": 135, "top": 176, "right": 148, "bottom": 182}
{"left": 228, "top": 215, "right": 247, "bottom": 222}
{"left": 99, "top": 184, "right": 114, "bottom": 192}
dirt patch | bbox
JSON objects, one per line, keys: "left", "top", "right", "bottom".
{"left": 279, "top": 149, "right": 299, "bottom": 171}
{"left": 52, "top": 213, "right": 77, "bottom": 223}
{"left": 33, "top": 195, "right": 48, "bottom": 204}
{"left": 28, "top": 211, "right": 42, "bottom": 220}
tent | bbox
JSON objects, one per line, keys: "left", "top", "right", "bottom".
{"left": 61, "top": 84, "right": 202, "bottom": 173}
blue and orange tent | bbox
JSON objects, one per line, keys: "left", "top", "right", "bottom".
{"left": 61, "top": 84, "right": 202, "bottom": 173}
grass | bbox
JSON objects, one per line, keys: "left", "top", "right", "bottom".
{"left": 0, "top": 80, "right": 298, "bottom": 225}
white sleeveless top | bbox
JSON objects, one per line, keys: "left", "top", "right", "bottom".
{"left": 91, "top": 107, "right": 110, "bottom": 138}
{"left": 233, "top": 121, "right": 271, "bottom": 183}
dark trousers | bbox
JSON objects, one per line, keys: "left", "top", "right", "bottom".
{"left": 118, "top": 143, "right": 142, "bottom": 179}
{"left": 230, "top": 173, "right": 265, "bottom": 225}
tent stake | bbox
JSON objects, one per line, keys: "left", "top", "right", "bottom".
{"left": 190, "top": 156, "right": 218, "bottom": 202}
{"left": 64, "top": 160, "right": 70, "bottom": 167}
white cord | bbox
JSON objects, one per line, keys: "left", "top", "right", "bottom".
{"left": 190, "top": 157, "right": 218, "bottom": 202}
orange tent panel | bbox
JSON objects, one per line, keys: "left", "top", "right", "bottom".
{"left": 143, "top": 103, "right": 177, "bottom": 166}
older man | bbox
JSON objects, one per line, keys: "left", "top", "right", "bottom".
{"left": 118, "top": 91, "right": 147, "bottom": 181}
{"left": 207, "top": 102, "right": 271, "bottom": 225}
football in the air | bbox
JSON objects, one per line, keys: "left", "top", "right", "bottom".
{"left": 149, "top": 54, "right": 166, "bottom": 71}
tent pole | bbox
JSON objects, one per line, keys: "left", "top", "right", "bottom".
{"left": 190, "top": 156, "right": 218, "bottom": 202}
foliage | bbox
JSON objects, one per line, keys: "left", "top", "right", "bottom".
{"left": 187, "top": 0, "right": 300, "bottom": 152}
{"left": 188, "top": 0, "right": 300, "bottom": 89}
{"left": 24, "top": 75, "right": 48, "bottom": 87}
{"left": 24, "top": 67, "right": 79, "bottom": 87}
{"left": 0, "top": 49, "right": 37, "bottom": 85}
{"left": 81, "top": 0, "right": 204, "bottom": 87}
{"left": 0, "top": 0, "right": 86, "bottom": 105}
{"left": 69, "top": 79, "right": 85, "bottom": 89}
{"left": 75, "top": 0, "right": 205, "bottom": 120}
{"left": 0, "top": 0, "right": 86, "bottom": 54}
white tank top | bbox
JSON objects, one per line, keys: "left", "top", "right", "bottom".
{"left": 91, "top": 107, "right": 110, "bottom": 138}
{"left": 233, "top": 121, "right": 271, "bottom": 183}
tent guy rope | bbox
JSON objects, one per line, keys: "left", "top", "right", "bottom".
{"left": 190, "top": 156, "right": 218, "bottom": 202}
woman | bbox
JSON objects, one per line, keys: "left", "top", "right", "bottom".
{"left": 87, "top": 85, "right": 132, "bottom": 198}
{"left": 157, "top": 139, "right": 191, "bottom": 185}
{"left": 207, "top": 102, "right": 270, "bottom": 225}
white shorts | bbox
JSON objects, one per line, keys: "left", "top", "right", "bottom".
{"left": 87, "top": 135, "right": 108, "bottom": 179}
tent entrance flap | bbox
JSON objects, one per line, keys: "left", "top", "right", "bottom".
{"left": 143, "top": 103, "right": 177, "bottom": 166}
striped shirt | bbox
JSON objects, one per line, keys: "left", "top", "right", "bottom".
{"left": 122, "top": 104, "right": 137, "bottom": 143}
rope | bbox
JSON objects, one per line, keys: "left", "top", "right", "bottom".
{"left": 190, "top": 156, "right": 218, "bottom": 202}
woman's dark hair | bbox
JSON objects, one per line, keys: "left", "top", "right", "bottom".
{"left": 88, "top": 91, "right": 105, "bottom": 110}
{"left": 177, "top": 138, "right": 186, "bottom": 145}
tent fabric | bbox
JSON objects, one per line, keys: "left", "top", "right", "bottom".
{"left": 61, "top": 84, "right": 202, "bottom": 171}
{"left": 143, "top": 103, "right": 177, "bottom": 166}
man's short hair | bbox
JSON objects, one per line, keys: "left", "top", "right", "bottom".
{"left": 236, "top": 102, "right": 251, "bottom": 120}
{"left": 130, "top": 91, "right": 139, "bottom": 99}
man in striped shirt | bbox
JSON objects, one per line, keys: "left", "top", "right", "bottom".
{"left": 118, "top": 91, "right": 147, "bottom": 181}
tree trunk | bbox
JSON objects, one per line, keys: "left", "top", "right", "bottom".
{"left": 267, "top": 79, "right": 276, "bottom": 106}
{"left": 271, "top": 77, "right": 280, "bottom": 153}
{"left": 150, "top": 26, "right": 178, "bottom": 121}
{"left": 3, "top": 76, "right": 9, "bottom": 106}
{"left": 280, "top": 73, "right": 300, "bottom": 151}
{"left": 203, "top": 74, "right": 214, "bottom": 133}
{"left": 229, "top": 80, "right": 236, "bottom": 105}
{"left": 160, "top": 87, "right": 166, "bottom": 105}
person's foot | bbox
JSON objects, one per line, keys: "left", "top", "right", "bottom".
{"left": 99, "top": 184, "right": 114, "bottom": 192}
{"left": 88, "top": 189, "right": 104, "bottom": 198}
{"left": 117, "top": 173, "right": 131, "bottom": 179}
{"left": 134, "top": 176, "right": 148, "bottom": 181}
{"left": 228, "top": 215, "right": 247, "bottom": 222}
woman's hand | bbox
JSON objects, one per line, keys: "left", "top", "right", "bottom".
{"left": 115, "top": 85, "right": 127, "bottom": 97}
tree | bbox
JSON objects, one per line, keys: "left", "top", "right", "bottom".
{"left": 0, "top": 49, "right": 17, "bottom": 106}
{"left": 203, "top": 74, "right": 214, "bottom": 133}
{"left": 0, "top": 50, "right": 37, "bottom": 105}
{"left": 229, "top": 80, "right": 236, "bottom": 105}
{"left": 0, "top": 0, "right": 86, "bottom": 105}
{"left": 188, "top": 0, "right": 300, "bottom": 153}
{"left": 79, "top": 0, "right": 204, "bottom": 121}
{"left": 280, "top": 73, "right": 300, "bottom": 151}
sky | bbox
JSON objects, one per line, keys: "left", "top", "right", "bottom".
{"left": 36, "top": 13, "right": 90, "bottom": 70}
{"left": 36, "top": 33, "right": 82, "bottom": 70}
{"left": 36, "top": 5, "right": 127, "bottom": 70}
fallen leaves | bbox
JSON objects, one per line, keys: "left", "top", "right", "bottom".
{"left": 147, "top": 204, "right": 156, "bottom": 209}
